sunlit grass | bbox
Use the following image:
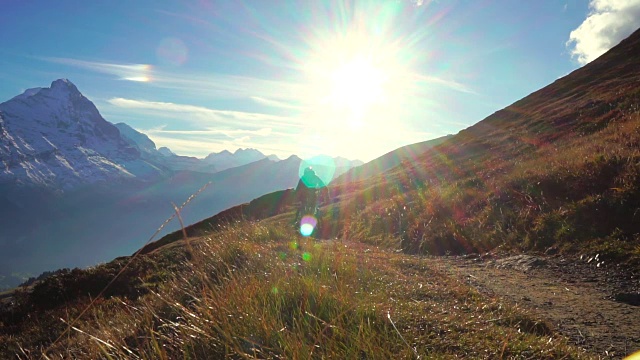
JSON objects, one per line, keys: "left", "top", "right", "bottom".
{"left": 1, "top": 222, "right": 590, "bottom": 358}
{"left": 332, "top": 109, "right": 640, "bottom": 262}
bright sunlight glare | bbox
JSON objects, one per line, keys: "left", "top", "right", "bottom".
{"left": 303, "top": 36, "right": 410, "bottom": 124}
{"left": 291, "top": 1, "right": 429, "bottom": 161}
{"left": 329, "top": 57, "right": 386, "bottom": 116}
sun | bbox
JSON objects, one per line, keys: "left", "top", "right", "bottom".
{"left": 304, "top": 42, "right": 402, "bottom": 130}
{"left": 329, "top": 57, "right": 386, "bottom": 112}
{"left": 297, "top": 6, "right": 417, "bottom": 160}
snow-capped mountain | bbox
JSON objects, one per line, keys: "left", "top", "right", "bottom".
{"left": 0, "top": 78, "right": 363, "bottom": 190}
{"left": 0, "top": 79, "right": 163, "bottom": 188}
{"left": 203, "top": 148, "right": 273, "bottom": 172}
{"left": 115, "top": 122, "right": 157, "bottom": 155}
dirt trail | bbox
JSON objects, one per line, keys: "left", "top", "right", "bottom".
{"left": 435, "top": 253, "right": 640, "bottom": 358}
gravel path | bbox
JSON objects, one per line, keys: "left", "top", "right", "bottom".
{"left": 438, "top": 253, "right": 640, "bottom": 358}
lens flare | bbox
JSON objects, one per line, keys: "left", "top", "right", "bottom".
{"left": 122, "top": 64, "right": 152, "bottom": 82}
{"left": 300, "top": 215, "right": 318, "bottom": 236}
{"left": 156, "top": 37, "right": 189, "bottom": 66}
{"left": 626, "top": 350, "right": 640, "bottom": 359}
{"left": 298, "top": 155, "right": 336, "bottom": 188}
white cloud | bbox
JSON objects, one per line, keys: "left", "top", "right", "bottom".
{"left": 42, "top": 57, "right": 152, "bottom": 82}
{"left": 40, "top": 57, "right": 306, "bottom": 102}
{"left": 414, "top": 74, "right": 477, "bottom": 95}
{"left": 107, "top": 97, "right": 302, "bottom": 129}
{"left": 250, "top": 96, "right": 304, "bottom": 110}
{"left": 567, "top": 0, "right": 640, "bottom": 65}
{"left": 150, "top": 128, "right": 273, "bottom": 137}
{"left": 109, "top": 99, "right": 302, "bottom": 158}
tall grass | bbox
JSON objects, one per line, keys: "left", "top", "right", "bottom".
{"left": 1, "top": 221, "right": 590, "bottom": 358}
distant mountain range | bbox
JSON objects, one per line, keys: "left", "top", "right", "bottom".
{"left": 116, "top": 122, "right": 280, "bottom": 174}
{"left": 0, "top": 80, "right": 362, "bottom": 289}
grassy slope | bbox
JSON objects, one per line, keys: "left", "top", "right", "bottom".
{"left": 322, "top": 28, "right": 640, "bottom": 262}
{"left": 0, "top": 222, "right": 589, "bottom": 359}
{"left": 334, "top": 135, "right": 452, "bottom": 184}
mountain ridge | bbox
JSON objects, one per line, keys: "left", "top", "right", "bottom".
{"left": 334, "top": 135, "right": 451, "bottom": 184}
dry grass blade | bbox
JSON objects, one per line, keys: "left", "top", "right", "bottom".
{"left": 39, "top": 182, "right": 211, "bottom": 358}
{"left": 387, "top": 311, "right": 420, "bottom": 359}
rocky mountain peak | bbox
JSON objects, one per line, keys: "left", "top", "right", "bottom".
{"left": 115, "top": 123, "right": 157, "bottom": 154}
{"left": 0, "top": 79, "right": 163, "bottom": 188}
{"left": 35, "top": 79, "right": 82, "bottom": 104}
{"left": 50, "top": 78, "right": 78, "bottom": 92}
{"left": 157, "top": 147, "right": 176, "bottom": 156}
{"left": 234, "top": 148, "right": 260, "bottom": 155}
{"left": 7, "top": 79, "right": 79, "bottom": 104}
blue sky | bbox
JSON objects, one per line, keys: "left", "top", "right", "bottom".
{"left": 1, "top": 0, "right": 639, "bottom": 162}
